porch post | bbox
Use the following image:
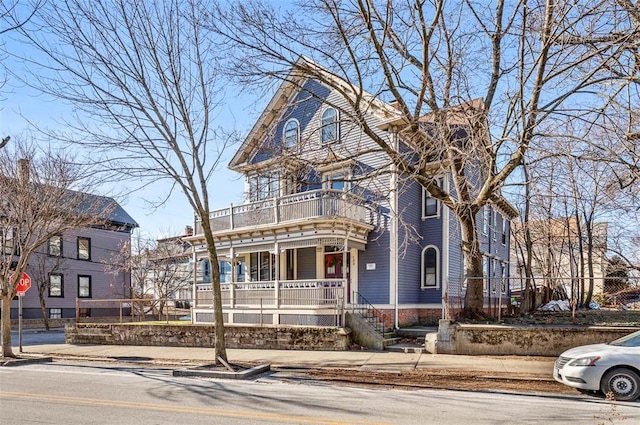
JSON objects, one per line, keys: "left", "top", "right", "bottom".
{"left": 274, "top": 240, "right": 280, "bottom": 308}
{"left": 343, "top": 236, "right": 348, "bottom": 306}
{"left": 230, "top": 246, "right": 235, "bottom": 308}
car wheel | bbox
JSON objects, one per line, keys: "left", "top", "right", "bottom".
{"left": 600, "top": 368, "right": 640, "bottom": 401}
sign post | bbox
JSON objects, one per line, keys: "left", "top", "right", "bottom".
{"left": 15, "top": 272, "right": 32, "bottom": 353}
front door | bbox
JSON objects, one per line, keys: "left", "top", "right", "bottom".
{"left": 324, "top": 252, "right": 350, "bottom": 302}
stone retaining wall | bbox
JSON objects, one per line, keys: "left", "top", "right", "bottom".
{"left": 66, "top": 323, "right": 351, "bottom": 351}
{"left": 435, "top": 321, "right": 639, "bottom": 356}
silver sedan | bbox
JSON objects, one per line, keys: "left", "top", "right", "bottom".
{"left": 554, "top": 330, "right": 640, "bottom": 401}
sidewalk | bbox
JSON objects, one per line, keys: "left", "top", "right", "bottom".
{"left": 17, "top": 342, "right": 556, "bottom": 378}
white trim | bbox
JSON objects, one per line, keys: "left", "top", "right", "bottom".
{"left": 421, "top": 245, "right": 440, "bottom": 289}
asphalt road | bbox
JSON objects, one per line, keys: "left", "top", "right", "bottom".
{"left": 9, "top": 328, "right": 66, "bottom": 347}
{"left": 2, "top": 360, "right": 640, "bottom": 425}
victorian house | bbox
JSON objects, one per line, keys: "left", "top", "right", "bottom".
{"left": 189, "top": 61, "right": 515, "bottom": 329}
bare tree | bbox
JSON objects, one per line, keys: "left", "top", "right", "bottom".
{"left": 29, "top": 245, "right": 66, "bottom": 330}
{"left": 0, "top": 140, "right": 109, "bottom": 358}
{"left": 210, "top": 0, "right": 637, "bottom": 316}
{"left": 12, "top": 0, "right": 231, "bottom": 361}
{"left": 0, "top": 0, "right": 45, "bottom": 102}
{"left": 108, "top": 231, "right": 192, "bottom": 320}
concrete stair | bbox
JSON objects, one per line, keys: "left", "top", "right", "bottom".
{"left": 385, "top": 326, "right": 439, "bottom": 353}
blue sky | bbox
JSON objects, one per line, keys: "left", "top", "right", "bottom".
{"left": 0, "top": 0, "right": 273, "bottom": 238}
{"left": 1, "top": 66, "right": 253, "bottom": 238}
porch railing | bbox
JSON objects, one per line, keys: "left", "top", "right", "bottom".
{"left": 195, "top": 189, "right": 373, "bottom": 234}
{"left": 195, "top": 279, "right": 346, "bottom": 309}
{"left": 351, "top": 291, "right": 387, "bottom": 337}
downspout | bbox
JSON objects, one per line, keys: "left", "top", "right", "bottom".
{"left": 390, "top": 128, "right": 399, "bottom": 330}
{"left": 442, "top": 177, "right": 449, "bottom": 319}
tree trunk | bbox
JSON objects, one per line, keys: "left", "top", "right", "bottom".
{"left": 201, "top": 219, "right": 228, "bottom": 363}
{"left": 1, "top": 295, "right": 15, "bottom": 358}
{"left": 460, "top": 207, "right": 485, "bottom": 318}
{"left": 39, "top": 294, "right": 50, "bottom": 331}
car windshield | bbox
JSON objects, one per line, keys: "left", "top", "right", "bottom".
{"left": 609, "top": 331, "right": 640, "bottom": 347}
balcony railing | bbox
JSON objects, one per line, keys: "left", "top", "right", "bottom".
{"left": 195, "top": 279, "right": 346, "bottom": 309}
{"left": 195, "top": 189, "right": 372, "bottom": 234}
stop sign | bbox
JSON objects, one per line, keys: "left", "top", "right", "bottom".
{"left": 16, "top": 272, "right": 31, "bottom": 296}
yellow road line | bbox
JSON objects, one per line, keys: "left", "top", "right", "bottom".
{"left": 1, "top": 391, "right": 391, "bottom": 425}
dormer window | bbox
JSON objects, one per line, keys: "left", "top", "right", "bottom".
{"left": 283, "top": 119, "right": 299, "bottom": 148}
{"left": 321, "top": 108, "right": 338, "bottom": 144}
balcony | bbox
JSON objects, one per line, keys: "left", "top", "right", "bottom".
{"left": 194, "top": 189, "right": 374, "bottom": 235}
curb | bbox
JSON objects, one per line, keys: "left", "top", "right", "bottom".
{"left": 1, "top": 355, "right": 53, "bottom": 367}
{"left": 173, "top": 364, "right": 271, "bottom": 379}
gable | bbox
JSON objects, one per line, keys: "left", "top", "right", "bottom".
{"left": 229, "top": 58, "right": 402, "bottom": 173}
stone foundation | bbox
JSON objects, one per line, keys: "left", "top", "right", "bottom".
{"left": 66, "top": 323, "right": 351, "bottom": 351}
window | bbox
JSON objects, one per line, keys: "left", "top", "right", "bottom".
{"left": 501, "top": 216, "right": 508, "bottom": 245}
{"left": 482, "top": 256, "right": 489, "bottom": 292}
{"left": 249, "top": 251, "right": 275, "bottom": 281}
{"left": 321, "top": 108, "right": 338, "bottom": 144}
{"left": 325, "top": 173, "right": 347, "bottom": 191}
{"left": 49, "top": 308, "right": 62, "bottom": 319}
{"left": 77, "top": 237, "right": 91, "bottom": 260}
{"left": 483, "top": 207, "right": 491, "bottom": 235}
{"left": 219, "top": 261, "right": 232, "bottom": 283}
{"left": 49, "top": 274, "right": 63, "bottom": 297}
{"left": 492, "top": 259, "right": 499, "bottom": 293}
{"left": 249, "top": 173, "right": 280, "bottom": 201}
{"left": 421, "top": 246, "right": 439, "bottom": 288}
{"left": 235, "top": 256, "right": 246, "bottom": 282}
{"left": 1, "top": 228, "right": 19, "bottom": 255}
{"left": 501, "top": 262, "right": 508, "bottom": 293}
{"left": 283, "top": 119, "right": 299, "bottom": 148}
{"left": 492, "top": 210, "right": 498, "bottom": 241}
{"left": 422, "top": 179, "right": 442, "bottom": 218}
{"left": 201, "top": 258, "right": 211, "bottom": 283}
{"left": 49, "top": 235, "right": 62, "bottom": 256}
{"left": 78, "top": 275, "right": 92, "bottom": 298}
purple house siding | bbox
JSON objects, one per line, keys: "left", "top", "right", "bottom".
{"left": 9, "top": 218, "right": 136, "bottom": 320}
{"left": 358, "top": 229, "right": 390, "bottom": 304}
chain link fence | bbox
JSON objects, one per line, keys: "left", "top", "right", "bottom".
{"left": 444, "top": 275, "right": 640, "bottom": 321}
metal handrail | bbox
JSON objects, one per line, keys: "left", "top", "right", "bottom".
{"left": 351, "top": 291, "right": 387, "bottom": 337}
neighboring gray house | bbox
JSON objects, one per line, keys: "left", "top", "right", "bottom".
{"left": 189, "top": 62, "right": 515, "bottom": 328}
{"left": 9, "top": 194, "right": 138, "bottom": 320}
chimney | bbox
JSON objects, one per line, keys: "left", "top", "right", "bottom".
{"left": 184, "top": 225, "right": 193, "bottom": 236}
{"left": 17, "top": 159, "right": 30, "bottom": 183}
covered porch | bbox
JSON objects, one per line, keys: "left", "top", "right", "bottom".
{"left": 188, "top": 189, "right": 377, "bottom": 326}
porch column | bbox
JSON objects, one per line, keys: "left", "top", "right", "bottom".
{"left": 343, "top": 236, "right": 348, "bottom": 305}
{"left": 230, "top": 246, "right": 235, "bottom": 308}
{"left": 274, "top": 240, "right": 280, "bottom": 308}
